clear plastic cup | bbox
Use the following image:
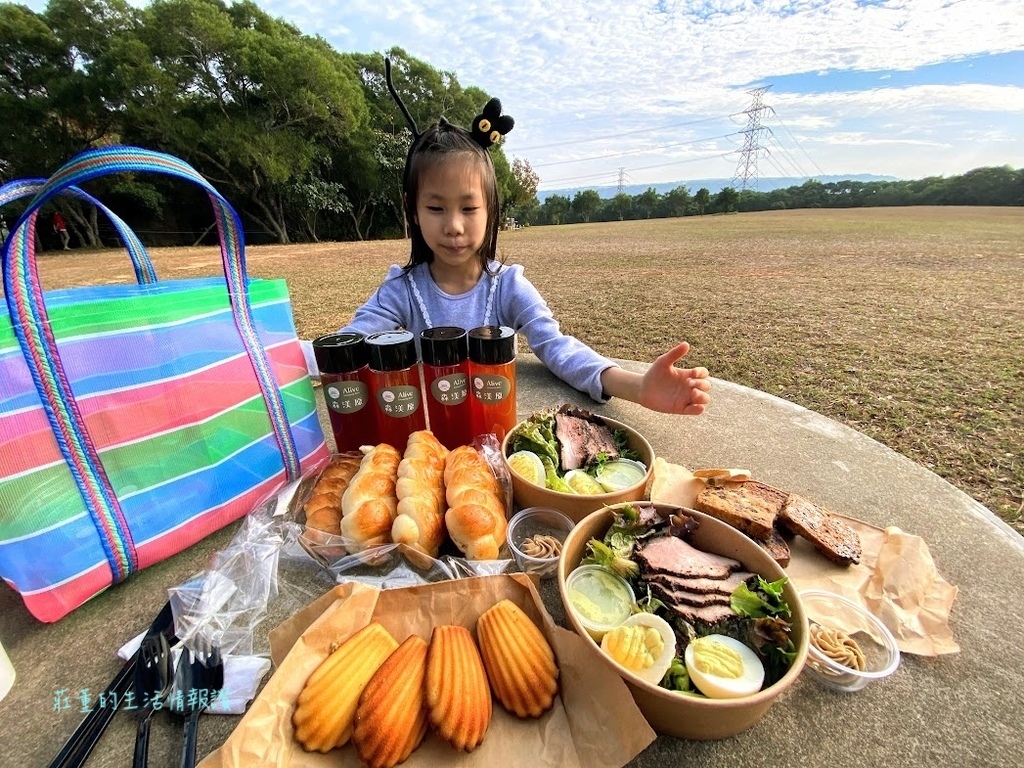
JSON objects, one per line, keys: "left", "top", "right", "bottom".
{"left": 801, "top": 589, "right": 901, "bottom": 692}
{"left": 564, "top": 564, "right": 636, "bottom": 642}
{"left": 507, "top": 507, "right": 575, "bottom": 580}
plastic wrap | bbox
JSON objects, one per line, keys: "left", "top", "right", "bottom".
{"left": 167, "top": 435, "right": 517, "bottom": 657}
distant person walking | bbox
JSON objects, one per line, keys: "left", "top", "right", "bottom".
{"left": 52, "top": 210, "right": 70, "bottom": 250}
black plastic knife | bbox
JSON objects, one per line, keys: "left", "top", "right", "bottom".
{"left": 48, "top": 600, "right": 178, "bottom": 768}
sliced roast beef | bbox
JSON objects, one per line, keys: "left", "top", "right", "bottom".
{"left": 636, "top": 535, "right": 743, "bottom": 580}
{"left": 554, "top": 407, "right": 619, "bottom": 471}
{"left": 650, "top": 588, "right": 736, "bottom": 626}
{"left": 647, "top": 582, "right": 732, "bottom": 608}
{"left": 646, "top": 570, "right": 756, "bottom": 596}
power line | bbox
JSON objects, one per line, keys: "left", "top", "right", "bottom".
{"left": 771, "top": 114, "right": 827, "bottom": 177}
{"left": 531, "top": 131, "right": 743, "bottom": 168}
{"left": 764, "top": 134, "right": 809, "bottom": 178}
{"left": 539, "top": 151, "right": 734, "bottom": 187}
{"left": 513, "top": 113, "right": 741, "bottom": 152}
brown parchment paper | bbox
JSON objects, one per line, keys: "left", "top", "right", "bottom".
{"left": 651, "top": 462, "right": 959, "bottom": 656}
{"left": 199, "top": 574, "right": 656, "bottom": 768}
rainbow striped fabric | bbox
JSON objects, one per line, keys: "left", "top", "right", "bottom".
{"left": 0, "top": 147, "right": 329, "bottom": 622}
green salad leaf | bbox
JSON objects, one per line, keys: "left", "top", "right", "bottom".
{"left": 540, "top": 456, "right": 573, "bottom": 493}
{"left": 730, "top": 576, "right": 792, "bottom": 619}
{"left": 508, "top": 412, "right": 560, "bottom": 468}
{"left": 661, "top": 657, "right": 695, "bottom": 693}
{"left": 581, "top": 539, "right": 639, "bottom": 579}
{"left": 612, "top": 428, "right": 643, "bottom": 463}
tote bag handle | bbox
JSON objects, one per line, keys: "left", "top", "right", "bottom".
{"left": 3, "top": 146, "right": 301, "bottom": 583}
{"left": 0, "top": 178, "right": 158, "bottom": 284}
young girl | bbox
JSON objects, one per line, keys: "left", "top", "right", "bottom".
{"left": 312, "top": 64, "right": 711, "bottom": 416}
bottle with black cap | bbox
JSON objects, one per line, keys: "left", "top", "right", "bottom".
{"left": 468, "top": 325, "right": 517, "bottom": 442}
{"left": 365, "top": 330, "right": 426, "bottom": 449}
{"left": 312, "top": 333, "right": 376, "bottom": 452}
{"left": 420, "top": 327, "right": 472, "bottom": 449}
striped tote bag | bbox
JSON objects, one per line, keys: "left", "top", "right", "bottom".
{"left": 0, "top": 147, "right": 329, "bottom": 622}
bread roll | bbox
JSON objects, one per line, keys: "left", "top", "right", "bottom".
{"left": 391, "top": 431, "right": 448, "bottom": 557}
{"left": 404, "top": 430, "right": 449, "bottom": 469}
{"left": 477, "top": 599, "right": 559, "bottom": 719}
{"left": 353, "top": 635, "right": 429, "bottom": 768}
{"left": 340, "top": 444, "right": 401, "bottom": 552}
{"left": 444, "top": 445, "right": 501, "bottom": 504}
{"left": 302, "top": 452, "right": 362, "bottom": 535}
{"left": 292, "top": 622, "right": 398, "bottom": 752}
{"left": 443, "top": 446, "right": 507, "bottom": 560}
{"left": 426, "top": 625, "right": 492, "bottom": 752}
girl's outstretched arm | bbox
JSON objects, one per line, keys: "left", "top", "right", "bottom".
{"left": 599, "top": 341, "right": 711, "bottom": 416}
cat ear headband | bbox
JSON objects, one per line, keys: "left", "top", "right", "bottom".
{"left": 384, "top": 57, "right": 514, "bottom": 150}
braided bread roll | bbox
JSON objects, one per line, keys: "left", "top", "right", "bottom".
{"left": 340, "top": 444, "right": 401, "bottom": 552}
{"left": 303, "top": 452, "right": 363, "bottom": 535}
{"left": 444, "top": 445, "right": 507, "bottom": 560}
{"left": 392, "top": 431, "right": 449, "bottom": 557}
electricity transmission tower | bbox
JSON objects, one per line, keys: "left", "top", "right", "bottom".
{"left": 732, "top": 85, "right": 774, "bottom": 192}
{"left": 617, "top": 167, "right": 626, "bottom": 194}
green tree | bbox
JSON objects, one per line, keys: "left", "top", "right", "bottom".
{"left": 715, "top": 186, "right": 739, "bottom": 214}
{"left": 694, "top": 187, "right": 710, "bottom": 215}
{"left": 571, "top": 189, "right": 601, "bottom": 223}
{"left": 123, "top": 0, "right": 369, "bottom": 243}
{"left": 657, "top": 185, "right": 690, "bottom": 218}
{"left": 606, "top": 192, "right": 632, "bottom": 221}
{"left": 0, "top": 0, "right": 145, "bottom": 245}
{"left": 540, "top": 193, "right": 570, "bottom": 225}
{"left": 502, "top": 157, "right": 539, "bottom": 224}
{"left": 634, "top": 187, "right": 660, "bottom": 219}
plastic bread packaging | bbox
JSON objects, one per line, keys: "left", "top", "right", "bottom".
{"left": 444, "top": 444, "right": 509, "bottom": 560}
{"left": 303, "top": 452, "right": 363, "bottom": 536}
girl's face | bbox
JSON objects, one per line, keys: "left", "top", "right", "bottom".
{"left": 413, "top": 155, "right": 489, "bottom": 275}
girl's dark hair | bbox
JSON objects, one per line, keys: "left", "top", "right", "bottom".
{"left": 402, "top": 120, "right": 503, "bottom": 275}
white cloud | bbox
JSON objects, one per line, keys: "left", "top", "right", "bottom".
{"left": 18, "top": 0, "right": 1024, "bottom": 183}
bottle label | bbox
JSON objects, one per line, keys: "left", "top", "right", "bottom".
{"left": 325, "top": 381, "right": 369, "bottom": 415}
{"left": 377, "top": 385, "right": 421, "bottom": 418}
{"left": 430, "top": 373, "right": 469, "bottom": 406}
{"left": 472, "top": 374, "right": 511, "bottom": 403}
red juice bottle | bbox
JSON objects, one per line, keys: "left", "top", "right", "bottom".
{"left": 366, "top": 330, "right": 426, "bottom": 450}
{"left": 312, "top": 333, "right": 376, "bottom": 452}
{"left": 420, "top": 327, "right": 472, "bottom": 449}
{"left": 468, "top": 325, "right": 517, "bottom": 443}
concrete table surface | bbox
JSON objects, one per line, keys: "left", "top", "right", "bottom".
{"left": 2, "top": 354, "right": 1021, "bottom": 767}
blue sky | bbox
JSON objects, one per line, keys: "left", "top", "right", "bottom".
{"left": 26, "top": 0, "right": 1024, "bottom": 190}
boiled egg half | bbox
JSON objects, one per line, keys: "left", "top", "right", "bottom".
{"left": 684, "top": 634, "right": 765, "bottom": 699}
{"left": 600, "top": 612, "right": 676, "bottom": 685}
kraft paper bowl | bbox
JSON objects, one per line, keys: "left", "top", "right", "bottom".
{"left": 557, "top": 502, "right": 809, "bottom": 740}
{"left": 500, "top": 414, "right": 654, "bottom": 522}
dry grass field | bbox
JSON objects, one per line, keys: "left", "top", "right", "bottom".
{"left": 29, "top": 206, "right": 1024, "bottom": 531}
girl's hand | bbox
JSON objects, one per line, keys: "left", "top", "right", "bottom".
{"left": 638, "top": 341, "right": 711, "bottom": 416}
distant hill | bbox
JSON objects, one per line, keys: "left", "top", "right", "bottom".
{"left": 537, "top": 174, "right": 899, "bottom": 202}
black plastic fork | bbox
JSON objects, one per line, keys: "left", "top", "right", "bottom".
{"left": 174, "top": 637, "right": 224, "bottom": 768}
{"left": 132, "top": 633, "right": 174, "bottom": 768}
